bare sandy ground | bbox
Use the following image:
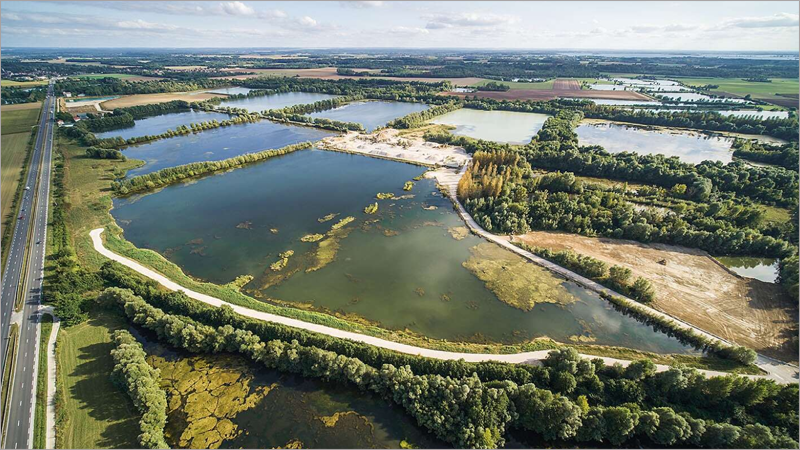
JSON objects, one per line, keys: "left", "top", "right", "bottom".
{"left": 515, "top": 230, "right": 798, "bottom": 362}
{"left": 319, "top": 129, "right": 471, "bottom": 168}
{"left": 100, "top": 91, "right": 226, "bottom": 109}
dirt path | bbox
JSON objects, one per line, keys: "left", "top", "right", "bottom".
{"left": 514, "top": 231, "right": 798, "bottom": 362}
{"left": 91, "top": 228, "right": 791, "bottom": 382}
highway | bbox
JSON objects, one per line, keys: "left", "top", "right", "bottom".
{"left": 1, "top": 81, "right": 55, "bottom": 448}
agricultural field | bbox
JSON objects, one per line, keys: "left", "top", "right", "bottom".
{"left": 1, "top": 101, "right": 40, "bottom": 240}
{"left": 674, "top": 77, "right": 799, "bottom": 107}
{"left": 1, "top": 79, "right": 47, "bottom": 87}
{"left": 473, "top": 78, "right": 555, "bottom": 90}
{"left": 99, "top": 91, "right": 225, "bottom": 109}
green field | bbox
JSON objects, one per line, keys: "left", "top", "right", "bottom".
{"left": 68, "top": 74, "right": 142, "bottom": 80}
{"left": 473, "top": 78, "right": 555, "bottom": 90}
{"left": 673, "top": 77, "right": 798, "bottom": 99}
{"left": 55, "top": 311, "right": 139, "bottom": 449}
{"left": 1, "top": 79, "right": 47, "bottom": 87}
{"left": 1, "top": 107, "right": 41, "bottom": 135}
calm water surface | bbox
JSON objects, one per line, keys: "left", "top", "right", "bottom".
{"left": 94, "top": 110, "right": 232, "bottom": 140}
{"left": 576, "top": 121, "right": 733, "bottom": 164}
{"left": 113, "top": 149, "right": 696, "bottom": 354}
{"left": 563, "top": 97, "right": 663, "bottom": 106}
{"left": 716, "top": 257, "right": 779, "bottom": 283}
{"left": 206, "top": 87, "right": 254, "bottom": 95}
{"left": 121, "top": 120, "right": 333, "bottom": 176}
{"left": 219, "top": 92, "right": 338, "bottom": 112}
{"left": 308, "top": 101, "right": 429, "bottom": 132}
{"left": 430, "top": 109, "right": 550, "bottom": 144}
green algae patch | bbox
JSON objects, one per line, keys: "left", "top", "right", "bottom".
{"left": 150, "top": 354, "right": 276, "bottom": 449}
{"left": 318, "top": 411, "right": 366, "bottom": 427}
{"left": 307, "top": 227, "right": 353, "bottom": 273}
{"left": 225, "top": 274, "right": 254, "bottom": 291}
{"left": 317, "top": 213, "right": 339, "bottom": 223}
{"left": 376, "top": 192, "right": 394, "bottom": 200}
{"left": 270, "top": 250, "right": 295, "bottom": 271}
{"left": 403, "top": 181, "right": 414, "bottom": 191}
{"left": 300, "top": 233, "right": 325, "bottom": 243}
{"left": 330, "top": 216, "right": 355, "bottom": 231}
{"left": 462, "top": 242, "right": 576, "bottom": 311}
{"left": 363, "top": 203, "right": 378, "bottom": 214}
{"left": 448, "top": 226, "right": 469, "bottom": 240}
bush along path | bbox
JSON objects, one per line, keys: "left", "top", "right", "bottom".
{"left": 90, "top": 228, "right": 792, "bottom": 383}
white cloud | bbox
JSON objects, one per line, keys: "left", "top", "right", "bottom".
{"left": 390, "top": 26, "right": 429, "bottom": 35}
{"left": 722, "top": 12, "right": 799, "bottom": 29}
{"left": 218, "top": 1, "right": 255, "bottom": 16}
{"left": 298, "top": 16, "right": 318, "bottom": 27}
{"left": 340, "top": 1, "right": 385, "bottom": 8}
{"left": 424, "top": 12, "right": 518, "bottom": 30}
{"left": 116, "top": 19, "right": 177, "bottom": 31}
{"left": 258, "top": 9, "right": 287, "bottom": 19}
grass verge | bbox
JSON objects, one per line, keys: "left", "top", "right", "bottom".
{"left": 1, "top": 324, "right": 19, "bottom": 439}
{"left": 55, "top": 311, "right": 138, "bottom": 449}
{"left": 33, "top": 315, "right": 53, "bottom": 449}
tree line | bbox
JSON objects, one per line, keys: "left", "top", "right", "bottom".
{"left": 110, "top": 330, "right": 169, "bottom": 449}
{"left": 112, "top": 141, "right": 313, "bottom": 195}
{"left": 97, "top": 285, "right": 798, "bottom": 449}
{"left": 387, "top": 101, "right": 463, "bottom": 129}
{"left": 732, "top": 139, "right": 799, "bottom": 171}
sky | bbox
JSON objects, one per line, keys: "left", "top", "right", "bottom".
{"left": 1, "top": 1, "right": 798, "bottom": 51}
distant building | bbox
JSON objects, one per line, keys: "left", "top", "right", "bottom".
{"left": 57, "top": 120, "right": 64, "bottom": 126}
{"left": 63, "top": 92, "right": 72, "bottom": 97}
{"left": 72, "top": 115, "right": 81, "bottom": 122}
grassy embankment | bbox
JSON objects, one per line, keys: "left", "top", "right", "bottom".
{"left": 55, "top": 128, "right": 762, "bottom": 374}
{"left": 55, "top": 311, "right": 139, "bottom": 449}
{"left": 1, "top": 102, "right": 41, "bottom": 267}
{"left": 33, "top": 315, "right": 53, "bottom": 449}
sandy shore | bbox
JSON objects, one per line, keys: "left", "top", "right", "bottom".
{"left": 319, "top": 129, "right": 470, "bottom": 168}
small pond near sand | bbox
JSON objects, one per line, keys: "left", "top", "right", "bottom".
{"left": 307, "top": 100, "right": 430, "bottom": 132}
{"left": 94, "top": 110, "right": 232, "bottom": 140}
{"left": 576, "top": 121, "right": 733, "bottom": 164}
{"left": 113, "top": 148, "right": 697, "bottom": 355}
{"left": 716, "top": 257, "right": 779, "bottom": 283}
{"left": 218, "top": 92, "right": 338, "bottom": 112}
{"left": 429, "top": 108, "right": 551, "bottom": 144}
{"left": 140, "top": 336, "right": 444, "bottom": 449}
{"left": 121, "top": 120, "right": 334, "bottom": 177}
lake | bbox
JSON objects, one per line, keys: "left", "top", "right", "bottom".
{"left": 716, "top": 257, "right": 779, "bottom": 283}
{"left": 121, "top": 120, "right": 334, "bottom": 177}
{"left": 429, "top": 108, "right": 551, "bottom": 144}
{"left": 562, "top": 97, "right": 663, "bottom": 106}
{"left": 716, "top": 110, "right": 791, "bottom": 119}
{"left": 657, "top": 92, "right": 752, "bottom": 103}
{"left": 113, "top": 148, "right": 696, "bottom": 355}
{"left": 576, "top": 120, "right": 733, "bottom": 164}
{"left": 206, "top": 87, "right": 254, "bottom": 95}
{"left": 94, "top": 110, "right": 232, "bottom": 140}
{"left": 218, "top": 92, "right": 338, "bottom": 112}
{"left": 141, "top": 336, "right": 443, "bottom": 449}
{"left": 307, "top": 100, "right": 430, "bottom": 132}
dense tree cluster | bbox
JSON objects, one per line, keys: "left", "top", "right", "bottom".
{"left": 732, "top": 139, "right": 799, "bottom": 171}
{"left": 97, "top": 285, "right": 798, "bottom": 449}
{"left": 112, "top": 142, "right": 312, "bottom": 195}
{"left": 113, "top": 100, "right": 192, "bottom": 120}
{"left": 387, "top": 101, "right": 463, "bottom": 129}
{"left": 0, "top": 86, "right": 46, "bottom": 105}
{"left": 85, "top": 147, "right": 125, "bottom": 160}
{"left": 476, "top": 81, "right": 511, "bottom": 92}
{"left": 109, "top": 330, "right": 169, "bottom": 449}
{"left": 53, "top": 77, "right": 230, "bottom": 96}
{"left": 80, "top": 113, "right": 135, "bottom": 133}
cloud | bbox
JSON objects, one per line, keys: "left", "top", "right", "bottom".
{"left": 218, "top": 1, "right": 254, "bottom": 16}
{"left": 340, "top": 1, "right": 385, "bottom": 8}
{"left": 116, "top": 19, "right": 178, "bottom": 31}
{"left": 298, "top": 16, "right": 318, "bottom": 27}
{"left": 390, "top": 26, "right": 429, "bottom": 35}
{"left": 424, "top": 12, "right": 518, "bottom": 30}
{"left": 722, "top": 13, "right": 799, "bottom": 29}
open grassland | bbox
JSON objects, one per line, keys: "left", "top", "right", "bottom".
{"left": 100, "top": 91, "right": 225, "bottom": 109}
{"left": 1, "top": 102, "right": 44, "bottom": 111}
{"left": 2, "top": 104, "right": 41, "bottom": 134}
{"left": 1, "top": 79, "right": 47, "bottom": 87}
{"left": 55, "top": 311, "right": 139, "bottom": 449}
{"left": 674, "top": 77, "right": 799, "bottom": 107}
{"left": 515, "top": 231, "right": 798, "bottom": 362}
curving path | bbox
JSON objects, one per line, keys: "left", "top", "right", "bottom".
{"left": 90, "top": 228, "right": 790, "bottom": 382}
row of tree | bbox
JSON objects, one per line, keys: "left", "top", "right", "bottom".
{"left": 732, "top": 139, "right": 799, "bottom": 171}
{"left": 387, "top": 101, "right": 463, "bottom": 129}
{"left": 97, "top": 286, "right": 798, "bottom": 448}
{"left": 112, "top": 141, "right": 313, "bottom": 195}
{"left": 85, "top": 147, "right": 125, "bottom": 160}
{"left": 109, "top": 330, "right": 169, "bottom": 449}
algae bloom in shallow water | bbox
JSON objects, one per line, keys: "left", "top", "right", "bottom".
{"left": 330, "top": 216, "right": 355, "bottom": 231}
{"left": 403, "top": 181, "right": 414, "bottom": 191}
{"left": 376, "top": 192, "right": 394, "bottom": 200}
{"left": 270, "top": 250, "right": 295, "bottom": 271}
{"left": 462, "top": 242, "right": 576, "bottom": 311}
{"left": 317, "top": 213, "right": 339, "bottom": 223}
{"left": 300, "top": 233, "right": 325, "bottom": 243}
{"left": 363, "top": 203, "right": 379, "bottom": 214}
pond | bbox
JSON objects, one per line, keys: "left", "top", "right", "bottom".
{"left": 576, "top": 120, "right": 733, "bottom": 164}
{"left": 307, "top": 100, "right": 430, "bottom": 132}
{"left": 94, "top": 110, "right": 232, "bottom": 140}
{"left": 716, "top": 257, "right": 779, "bottom": 283}
{"left": 562, "top": 97, "right": 663, "bottom": 106}
{"left": 657, "top": 92, "right": 752, "bottom": 103}
{"left": 429, "top": 108, "right": 551, "bottom": 144}
{"left": 140, "top": 336, "right": 444, "bottom": 449}
{"left": 206, "top": 87, "right": 254, "bottom": 96}
{"left": 121, "top": 120, "right": 334, "bottom": 177}
{"left": 218, "top": 92, "right": 338, "bottom": 113}
{"left": 113, "top": 148, "right": 697, "bottom": 355}
{"left": 716, "top": 110, "right": 791, "bottom": 120}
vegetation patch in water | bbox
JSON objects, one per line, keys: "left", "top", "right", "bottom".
{"left": 403, "top": 181, "right": 414, "bottom": 191}
{"left": 448, "top": 226, "right": 469, "bottom": 240}
{"left": 363, "top": 202, "right": 379, "bottom": 214}
{"left": 376, "top": 192, "right": 394, "bottom": 200}
{"left": 462, "top": 242, "right": 575, "bottom": 311}
{"left": 225, "top": 274, "right": 254, "bottom": 291}
{"left": 270, "top": 250, "right": 295, "bottom": 271}
{"left": 330, "top": 216, "right": 355, "bottom": 231}
{"left": 300, "top": 233, "right": 325, "bottom": 243}
{"left": 317, "top": 213, "right": 339, "bottom": 223}
{"left": 150, "top": 354, "right": 274, "bottom": 449}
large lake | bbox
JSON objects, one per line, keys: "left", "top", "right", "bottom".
{"left": 94, "top": 110, "right": 232, "bottom": 140}
{"left": 121, "top": 119, "right": 333, "bottom": 177}
{"left": 218, "top": 92, "right": 338, "bottom": 112}
{"left": 429, "top": 108, "right": 551, "bottom": 144}
{"left": 576, "top": 121, "right": 733, "bottom": 164}
{"left": 113, "top": 148, "right": 696, "bottom": 354}
{"left": 307, "top": 100, "right": 430, "bottom": 132}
